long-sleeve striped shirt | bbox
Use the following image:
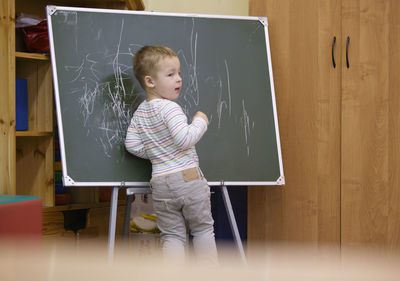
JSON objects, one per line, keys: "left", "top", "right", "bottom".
{"left": 125, "top": 98, "right": 208, "bottom": 177}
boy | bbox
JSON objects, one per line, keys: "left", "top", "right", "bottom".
{"left": 125, "top": 46, "right": 218, "bottom": 265}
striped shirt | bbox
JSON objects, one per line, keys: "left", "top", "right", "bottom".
{"left": 125, "top": 99, "right": 208, "bottom": 177}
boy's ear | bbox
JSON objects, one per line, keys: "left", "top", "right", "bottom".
{"left": 144, "top": 75, "right": 155, "bottom": 88}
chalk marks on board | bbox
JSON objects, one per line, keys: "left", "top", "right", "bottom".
{"left": 224, "top": 60, "right": 232, "bottom": 116}
{"left": 56, "top": 11, "right": 79, "bottom": 52}
{"left": 63, "top": 16, "right": 256, "bottom": 159}
{"left": 57, "top": 10, "right": 78, "bottom": 25}
{"left": 215, "top": 59, "right": 233, "bottom": 129}
{"left": 247, "top": 22, "right": 263, "bottom": 47}
{"left": 64, "top": 18, "right": 143, "bottom": 160}
{"left": 177, "top": 17, "right": 201, "bottom": 122}
{"left": 241, "top": 100, "right": 255, "bottom": 156}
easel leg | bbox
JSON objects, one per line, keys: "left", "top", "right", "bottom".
{"left": 221, "top": 185, "right": 247, "bottom": 264}
{"left": 122, "top": 194, "right": 134, "bottom": 243}
{"left": 108, "top": 186, "right": 119, "bottom": 262}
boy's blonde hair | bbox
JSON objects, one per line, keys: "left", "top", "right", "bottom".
{"left": 133, "top": 46, "right": 178, "bottom": 89}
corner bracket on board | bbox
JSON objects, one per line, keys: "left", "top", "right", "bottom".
{"left": 276, "top": 176, "right": 285, "bottom": 186}
{"left": 63, "top": 175, "right": 76, "bottom": 186}
{"left": 258, "top": 17, "right": 268, "bottom": 27}
{"left": 47, "top": 5, "right": 57, "bottom": 16}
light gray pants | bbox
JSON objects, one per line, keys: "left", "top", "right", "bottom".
{"left": 150, "top": 167, "right": 218, "bottom": 265}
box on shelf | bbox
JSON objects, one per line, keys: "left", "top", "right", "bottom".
{"left": 55, "top": 182, "right": 68, "bottom": 194}
{"left": 55, "top": 170, "right": 62, "bottom": 183}
{"left": 55, "top": 193, "right": 70, "bottom": 205}
{"left": 15, "top": 79, "right": 28, "bottom": 131}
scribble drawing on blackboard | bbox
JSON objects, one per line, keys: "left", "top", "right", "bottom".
{"left": 224, "top": 60, "right": 232, "bottom": 116}
{"left": 64, "top": 18, "right": 143, "bottom": 160}
{"left": 241, "top": 99, "right": 254, "bottom": 156}
{"left": 247, "top": 22, "right": 262, "bottom": 46}
{"left": 57, "top": 11, "right": 78, "bottom": 51}
{"left": 177, "top": 18, "right": 199, "bottom": 115}
{"left": 63, "top": 16, "right": 256, "bottom": 160}
{"left": 49, "top": 7, "right": 284, "bottom": 184}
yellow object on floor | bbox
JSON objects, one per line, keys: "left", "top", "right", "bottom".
{"left": 130, "top": 214, "right": 160, "bottom": 233}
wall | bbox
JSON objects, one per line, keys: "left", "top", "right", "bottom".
{"left": 142, "top": 0, "right": 249, "bottom": 16}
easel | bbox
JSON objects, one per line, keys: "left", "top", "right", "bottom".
{"left": 107, "top": 184, "right": 247, "bottom": 263}
{"left": 108, "top": 185, "right": 151, "bottom": 260}
{"left": 220, "top": 185, "right": 246, "bottom": 263}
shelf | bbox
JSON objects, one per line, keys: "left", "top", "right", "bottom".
{"left": 15, "top": 51, "right": 50, "bottom": 61}
{"left": 16, "top": 131, "right": 53, "bottom": 137}
{"left": 42, "top": 201, "right": 126, "bottom": 213}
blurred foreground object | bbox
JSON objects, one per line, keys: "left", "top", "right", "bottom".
{"left": 1, "top": 241, "right": 400, "bottom": 281}
{"left": 0, "top": 195, "right": 42, "bottom": 240}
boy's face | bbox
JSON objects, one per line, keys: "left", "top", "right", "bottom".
{"left": 146, "top": 56, "right": 182, "bottom": 101}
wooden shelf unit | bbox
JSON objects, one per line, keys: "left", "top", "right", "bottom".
{"left": 14, "top": 43, "right": 54, "bottom": 207}
{"left": 0, "top": 0, "right": 143, "bottom": 239}
{"left": 2, "top": 2, "right": 142, "bottom": 199}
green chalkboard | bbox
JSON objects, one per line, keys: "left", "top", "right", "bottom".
{"left": 47, "top": 6, "right": 284, "bottom": 186}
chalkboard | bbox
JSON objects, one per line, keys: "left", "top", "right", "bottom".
{"left": 47, "top": 6, "right": 284, "bottom": 187}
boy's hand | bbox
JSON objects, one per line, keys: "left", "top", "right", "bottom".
{"left": 194, "top": 111, "right": 209, "bottom": 125}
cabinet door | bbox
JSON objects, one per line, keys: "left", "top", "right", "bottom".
{"left": 248, "top": 0, "right": 341, "bottom": 247}
{"left": 341, "top": 0, "right": 400, "bottom": 250}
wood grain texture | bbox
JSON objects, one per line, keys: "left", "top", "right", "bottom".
{"left": 15, "top": 58, "right": 54, "bottom": 206}
{"left": 249, "top": 0, "right": 400, "bottom": 252}
{"left": 15, "top": 0, "right": 132, "bottom": 17}
{"left": 341, "top": 0, "right": 400, "bottom": 251}
{"left": 15, "top": 52, "right": 49, "bottom": 61}
{"left": 0, "top": 0, "right": 16, "bottom": 195}
{"left": 16, "top": 137, "right": 54, "bottom": 207}
{"left": 16, "top": 60, "right": 53, "bottom": 132}
{"left": 42, "top": 205, "right": 126, "bottom": 238}
{"left": 248, "top": 0, "right": 341, "bottom": 247}
{"left": 125, "top": 0, "right": 145, "bottom": 10}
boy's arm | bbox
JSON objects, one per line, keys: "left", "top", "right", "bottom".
{"left": 162, "top": 102, "right": 208, "bottom": 149}
{"left": 125, "top": 120, "right": 149, "bottom": 159}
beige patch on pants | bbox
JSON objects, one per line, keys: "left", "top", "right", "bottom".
{"left": 182, "top": 167, "right": 199, "bottom": 182}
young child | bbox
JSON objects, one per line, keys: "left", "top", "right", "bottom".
{"left": 125, "top": 46, "right": 218, "bottom": 265}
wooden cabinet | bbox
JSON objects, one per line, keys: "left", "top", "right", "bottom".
{"left": 341, "top": 0, "right": 400, "bottom": 251}
{"left": 247, "top": 0, "right": 341, "bottom": 246}
{"left": 0, "top": 0, "right": 143, "bottom": 210}
{"left": 248, "top": 0, "right": 400, "bottom": 251}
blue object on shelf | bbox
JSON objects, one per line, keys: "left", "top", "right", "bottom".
{"left": 55, "top": 182, "right": 68, "bottom": 194}
{"left": 55, "top": 150, "right": 61, "bottom": 162}
{"left": 15, "top": 79, "right": 28, "bottom": 131}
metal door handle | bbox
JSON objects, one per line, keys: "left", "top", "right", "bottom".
{"left": 331, "top": 36, "right": 336, "bottom": 68}
{"left": 346, "top": 36, "right": 350, "bottom": 68}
